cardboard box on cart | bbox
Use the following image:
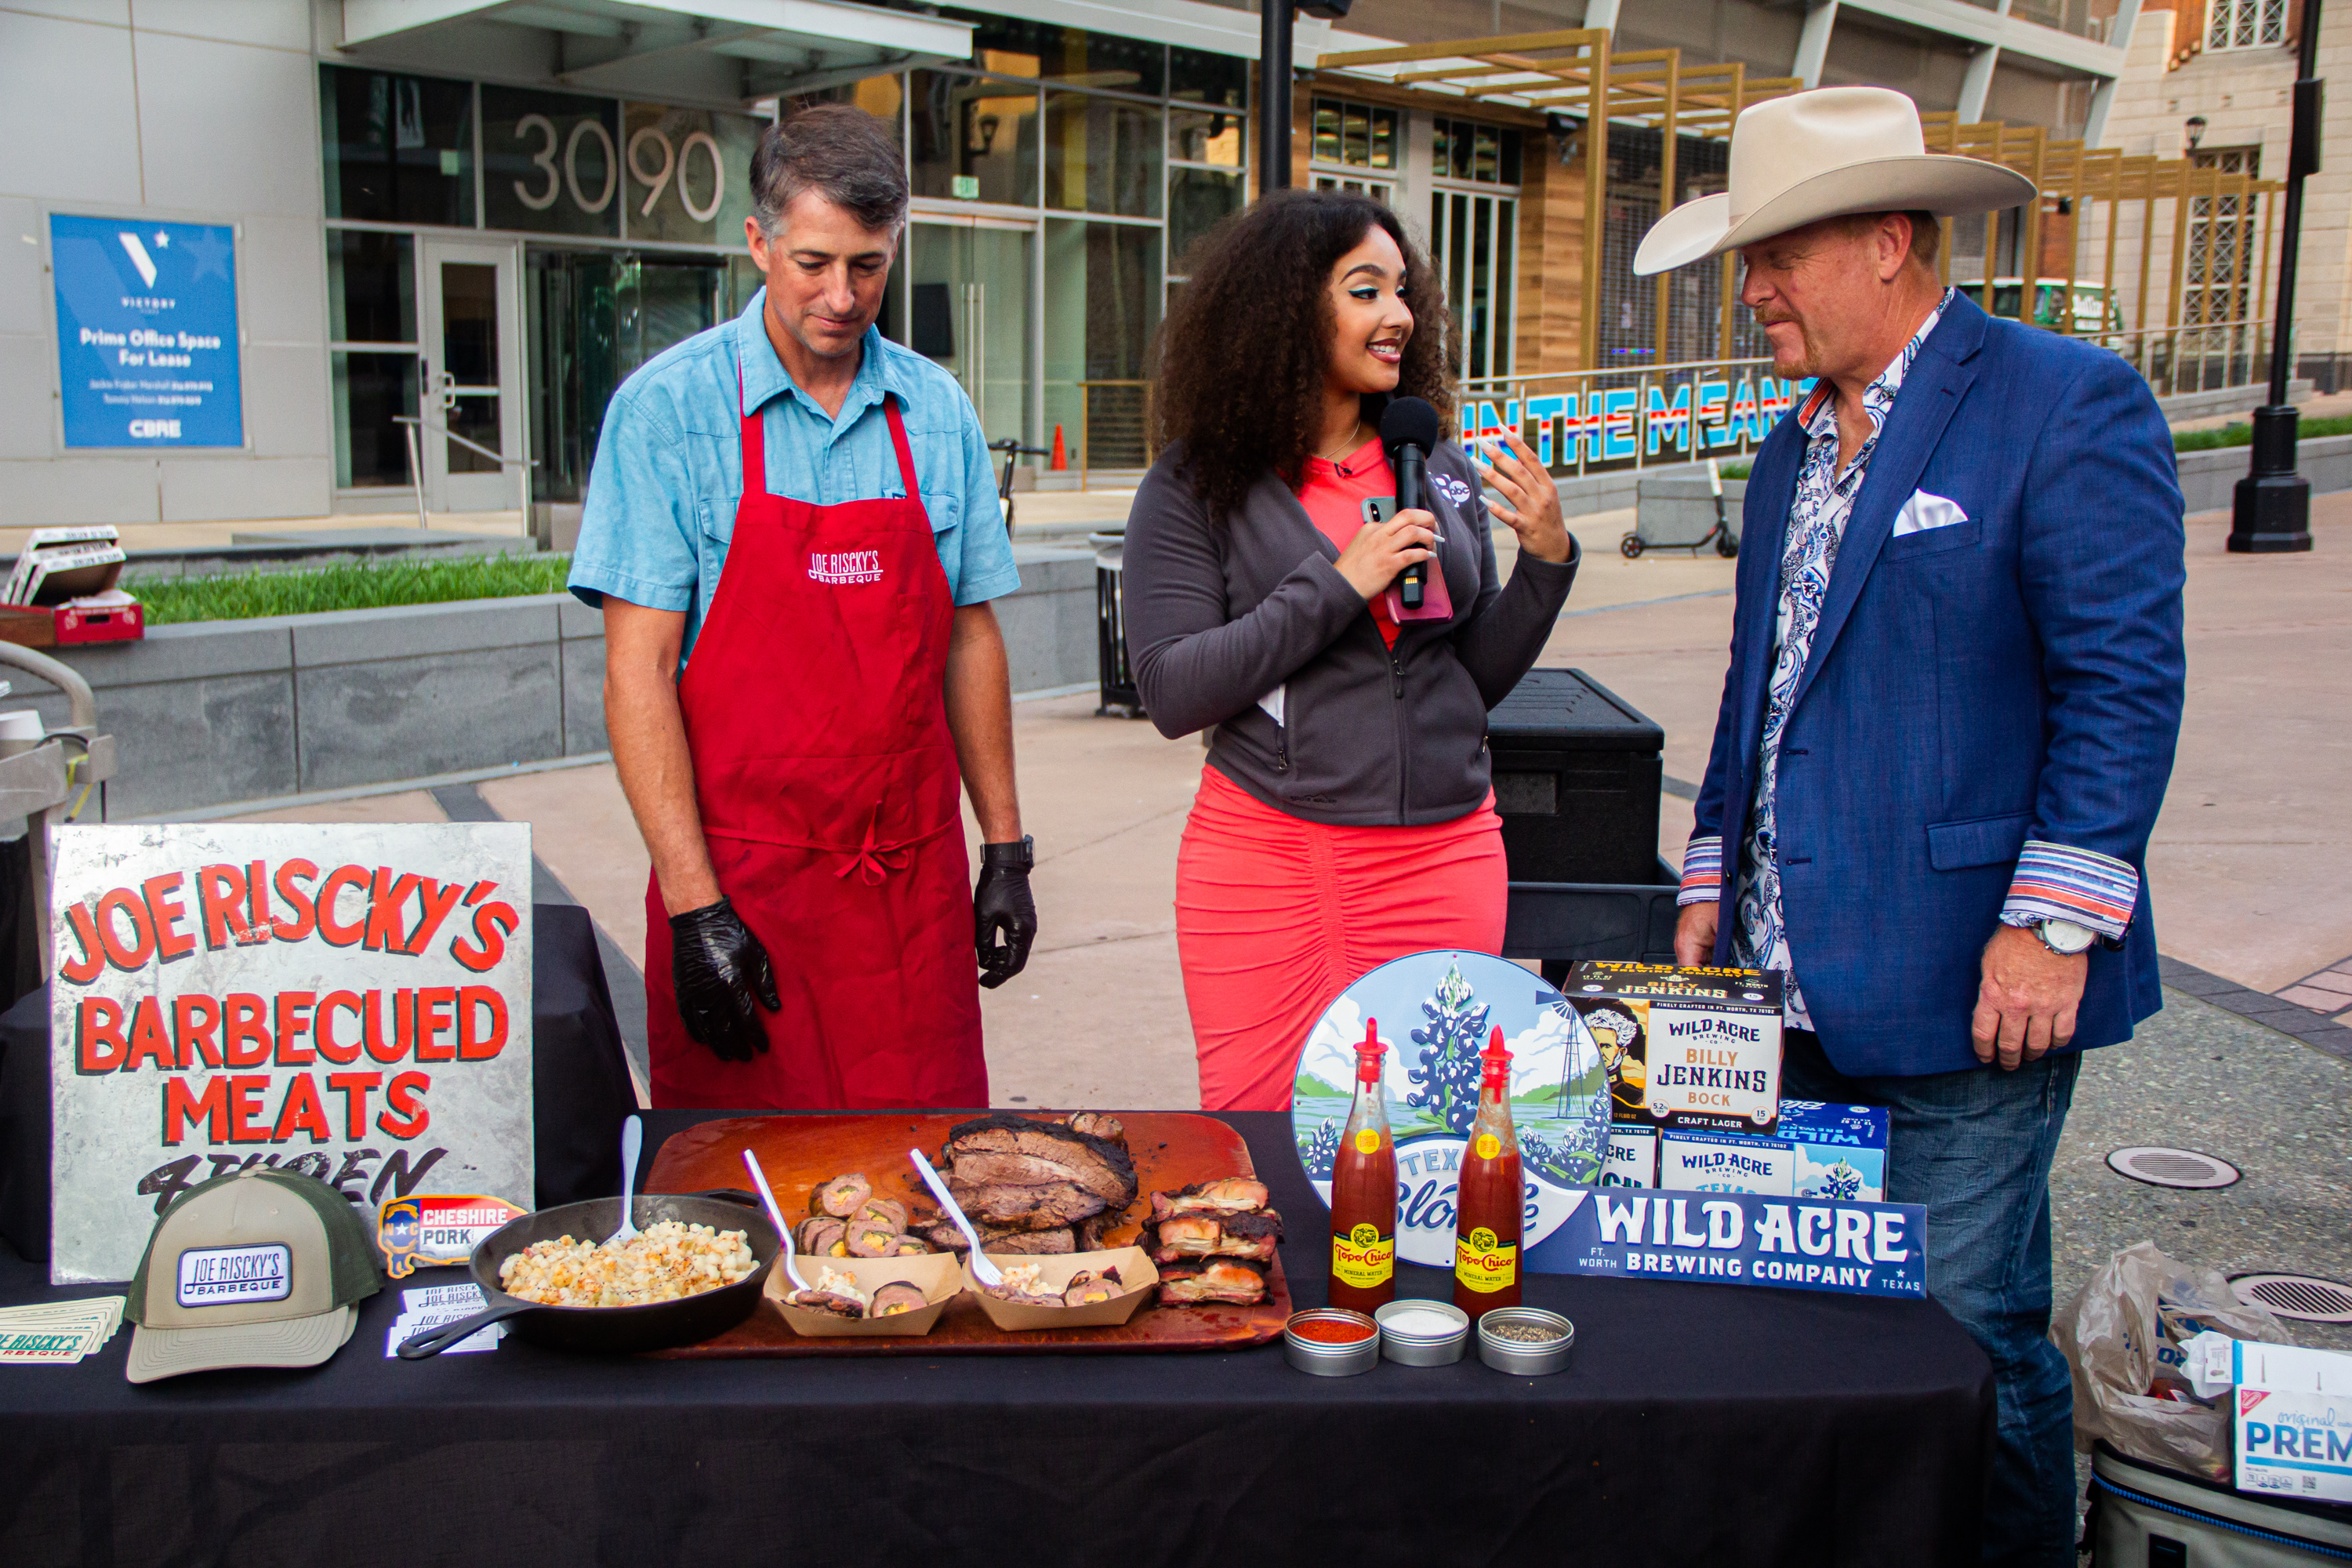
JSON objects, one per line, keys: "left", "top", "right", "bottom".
{"left": 1567, "top": 961, "right": 1784, "bottom": 1134}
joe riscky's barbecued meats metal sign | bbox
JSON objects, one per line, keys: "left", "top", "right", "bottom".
{"left": 48, "top": 824, "right": 533, "bottom": 1284}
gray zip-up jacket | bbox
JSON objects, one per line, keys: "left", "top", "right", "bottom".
{"left": 1123, "top": 441, "right": 1578, "bottom": 827}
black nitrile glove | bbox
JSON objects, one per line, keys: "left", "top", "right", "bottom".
{"left": 669, "top": 895, "right": 779, "bottom": 1062}
{"left": 975, "top": 837, "right": 1038, "bottom": 990}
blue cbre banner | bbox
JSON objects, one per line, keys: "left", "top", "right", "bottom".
{"left": 1521, "top": 1188, "right": 1930, "bottom": 1302}
{"left": 51, "top": 213, "right": 242, "bottom": 449}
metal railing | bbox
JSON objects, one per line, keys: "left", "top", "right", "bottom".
{"left": 1458, "top": 314, "right": 2278, "bottom": 480}
{"left": 2074, "top": 318, "right": 2278, "bottom": 400}
{"left": 392, "top": 414, "right": 532, "bottom": 528}
{"left": 1076, "top": 379, "right": 1152, "bottom": 490}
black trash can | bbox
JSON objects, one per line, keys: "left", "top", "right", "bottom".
{"left": 1486, "top": 667, "right": 1664, "bottom": 886}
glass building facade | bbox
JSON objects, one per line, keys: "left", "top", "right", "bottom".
{"left": 315, "top": 7, "right": 1538, "bottom": 504}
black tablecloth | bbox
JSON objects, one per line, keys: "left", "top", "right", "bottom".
{"left": 0, "top": 903, "right": 637, "bottom": 1261}
{"left": 0, "top": 1102, "right": 1993, "bottom": 1568}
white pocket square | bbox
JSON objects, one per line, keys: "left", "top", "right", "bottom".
{"left": 1893, "top": 489, "right": 1968, "bottom": 538}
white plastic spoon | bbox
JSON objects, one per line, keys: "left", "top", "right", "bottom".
{"left": 608, "top": 1114, "right": 642, "bottom": 1245}
{"left": 742, "top": 1148, "right": 809, "bottom": 1293}
{"left": 909, "top": 1147, "right": 1000, "bottom": 1287}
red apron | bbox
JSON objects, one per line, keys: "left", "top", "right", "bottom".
{"left": 643, "top": 377, "right": 987, "bottom": 1110}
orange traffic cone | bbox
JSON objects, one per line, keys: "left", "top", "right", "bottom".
{"left": 1050, "top": 423, "right": 1068, "bottom": 470}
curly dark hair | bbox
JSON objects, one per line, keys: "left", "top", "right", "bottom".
{"left": 1151, "top": 190, "right": 1454, "bottom": 518}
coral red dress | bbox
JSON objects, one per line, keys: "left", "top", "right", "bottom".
{"left": 1174, "top": 439, "right": 1508, "bottom": 1112}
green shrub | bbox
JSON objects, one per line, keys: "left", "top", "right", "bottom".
{"left": 136, "top": 552, "right": 575, "bottom": 626}
{"left": 1719, "top": 460, "right": 1753, "bottom": 480}
{"left": 2175, "top": 413, "right": 2352, "bottom": 452}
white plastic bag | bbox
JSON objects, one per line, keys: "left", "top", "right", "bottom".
{"left": 2054, "top": 1240, "right": 2292, "bottom": 1479}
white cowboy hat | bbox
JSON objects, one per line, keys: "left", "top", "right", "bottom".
{"left": 1633, "top": 86, "right": 2038, "bottom": 276}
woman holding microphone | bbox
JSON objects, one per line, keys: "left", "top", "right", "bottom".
{"left": 1125, "top": 191, "right": 1578, "bottom": 1112}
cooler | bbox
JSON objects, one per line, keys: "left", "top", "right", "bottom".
{"left": 2088, "top": 1442, "right": 2352, "bottom": 1566}
{"left": 1486, "top": 667, "right": 1664, "bottom": 886}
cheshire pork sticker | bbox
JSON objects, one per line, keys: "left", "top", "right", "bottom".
{"left": 1290, "top": 951, "right": 1611, "bottom": 1268}
{"left": 378, "top": 1194, "right": 527, "bottom": 1279}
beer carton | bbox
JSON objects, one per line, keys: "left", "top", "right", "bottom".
{"left": 1566, "top": 961, "right": 1783, "bottom": 1134}
{"left": 1602, "top": 1127, "right": 1657, "bottom": 1188}
{"left": 2234, "top": 1342, "right": 2352, "bottom": 1503}
{"left": 1781, "top": 1102, "right": 1889, "bottom": 1203}
{"left": 1660, "top": 1130, "right": 1795, "bottom": 1195}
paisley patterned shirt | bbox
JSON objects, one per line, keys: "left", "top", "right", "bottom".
{"left": 1708, "top": 291, "right": 1950, "bottom": 1029}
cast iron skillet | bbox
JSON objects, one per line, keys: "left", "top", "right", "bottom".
{"left": 396, "top": 1190, "right": 779, "bottom": 1359}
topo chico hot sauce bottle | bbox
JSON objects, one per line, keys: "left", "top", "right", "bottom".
{"left": 1452, "top": 1025, "right": 1523, "bottom": 1317}
{"left": 1327, "top": 1018, "right": 1398, "bottom": 1312}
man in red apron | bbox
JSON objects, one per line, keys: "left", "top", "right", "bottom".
{"left": 568, "top": 106, "right": 1036, "bottom": 1109}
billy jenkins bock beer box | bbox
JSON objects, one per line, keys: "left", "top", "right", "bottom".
{"left": 1568, "top": 961, "right": 1784, "bottom": 1135}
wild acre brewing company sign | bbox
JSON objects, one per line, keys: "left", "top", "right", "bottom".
{"left": 49, "top": 213, "right": 243, "bottom": 449}
{"left": 49, "top": 824, "right": 532, "bottom": 1283}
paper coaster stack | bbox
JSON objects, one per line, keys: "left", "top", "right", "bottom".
{"left": 0, "top": 1295, "right": 125, "bottom": 1364}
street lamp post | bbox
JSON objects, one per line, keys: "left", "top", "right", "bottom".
{"left": 1258, "top": 0, "right": 1352, "bottom": 199}
{"left": 1258, "top": 0, "right": 1294, "bottom": 198}
{"left": 2229, "top": 0, "right": 2325, "bottom": 553}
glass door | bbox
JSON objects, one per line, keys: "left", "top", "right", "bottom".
{"left": 906, "top": 217, "right": 1033, "bottom": 448}
{"left": 419, "top": 238, "right": 524, "bottom": 514}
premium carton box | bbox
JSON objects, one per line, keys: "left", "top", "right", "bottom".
{"left": 1567, "top": 961, "right": 1784, "bottom": 1134}
{"left": 2234, "top": 1342, "right": 2352, "bottom": 1504}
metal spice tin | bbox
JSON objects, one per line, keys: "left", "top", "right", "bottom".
{"left": 1373, "top": 1299, "right": 1470, "bottom": 1366}
{"left": 1283, "top": 1308, "right": 1381, "bottom": 1377}
{"left": 1475, "top": 1307, "right": 1576, "bottom": 1376}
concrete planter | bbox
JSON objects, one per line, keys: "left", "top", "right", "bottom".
{"left": 7, "top": 548, "right": 1104, "bottom": 818}
{"left": 2175, "top": 434, "right": 2352, "bottom": 516}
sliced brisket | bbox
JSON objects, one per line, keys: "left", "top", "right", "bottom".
{"left": 939, "top": 1114, "right": 1138, "bottom": 1210}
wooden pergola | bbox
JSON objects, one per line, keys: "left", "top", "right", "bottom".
{"left": 1314, "top": 28, "right": 2285, "bottom": 384}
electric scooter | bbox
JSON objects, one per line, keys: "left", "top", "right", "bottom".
{"left": 1621, "top": 457, "right": 1740, "bottom": 559}
{"left": 989, "top": 437, "right": 1051, "bottom": 531}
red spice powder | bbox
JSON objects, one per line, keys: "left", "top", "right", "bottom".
{"left": 1290, "top": 1316, "right": 1375, "bottom": 1345}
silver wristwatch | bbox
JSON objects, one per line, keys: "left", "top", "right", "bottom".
{"left": 2029, "top": 917, "right": 2097, "bottom": 956}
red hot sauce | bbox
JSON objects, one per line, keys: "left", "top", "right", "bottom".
{"left": 1327, "top": 1018, "right": 1398, "bottom": 1312}
{"left": 1452, "top": 1025, "right": 1523, "bottom": 1317}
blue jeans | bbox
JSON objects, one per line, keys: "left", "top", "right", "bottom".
{"left": 1781, "top": 1029, "right": 2083, "bottom": 1568}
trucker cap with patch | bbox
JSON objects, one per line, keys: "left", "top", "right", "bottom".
{"left": 124, "top": 1167, "right": 381, "bottom": 1384}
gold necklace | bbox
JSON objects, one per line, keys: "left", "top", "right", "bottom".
{"left": 1315, "top": 420, "right": 1367, "bottom": 463}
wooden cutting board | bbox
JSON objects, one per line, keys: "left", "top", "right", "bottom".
{"left": 643, "top": 1111, "right": 1292, "bottom": 1357}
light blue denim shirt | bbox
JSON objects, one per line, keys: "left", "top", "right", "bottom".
{"left": 568, "top": 289, "right": 1020, "bottom": 663}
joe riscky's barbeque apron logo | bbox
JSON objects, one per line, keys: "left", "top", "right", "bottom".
{"left": 808, "top": 549, "right": 884, "bottom": 586}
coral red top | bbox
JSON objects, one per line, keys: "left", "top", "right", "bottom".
{"left": 1298, "top": 435, "right": 1398, "bottom": 648}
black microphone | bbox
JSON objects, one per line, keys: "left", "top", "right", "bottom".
{"left": 1381, "top": 397, "right": 1442, "bottom": 609}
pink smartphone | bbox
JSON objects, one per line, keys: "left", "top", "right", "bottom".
{"left": 1366, "top": 495, "right": 1454, "bottom": 622}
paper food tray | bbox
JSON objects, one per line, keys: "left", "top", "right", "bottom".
{"left": 963, "top": 1247, "right": 1160, "bottom": 1330}
{"left": 764, "top": 1252, "right": 964, "bottom": 1338}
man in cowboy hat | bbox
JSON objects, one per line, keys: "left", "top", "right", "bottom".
{"left": 1653, "top": 87, "right": 2186, "bottom": 1564}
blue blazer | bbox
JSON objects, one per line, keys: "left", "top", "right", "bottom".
{"left": 1694, "top": 294, "right": 2186, "bottom": 1076}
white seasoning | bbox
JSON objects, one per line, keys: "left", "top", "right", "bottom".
{"left": 1381, "top": 1308, "right": 1462, "bottom": 1338}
